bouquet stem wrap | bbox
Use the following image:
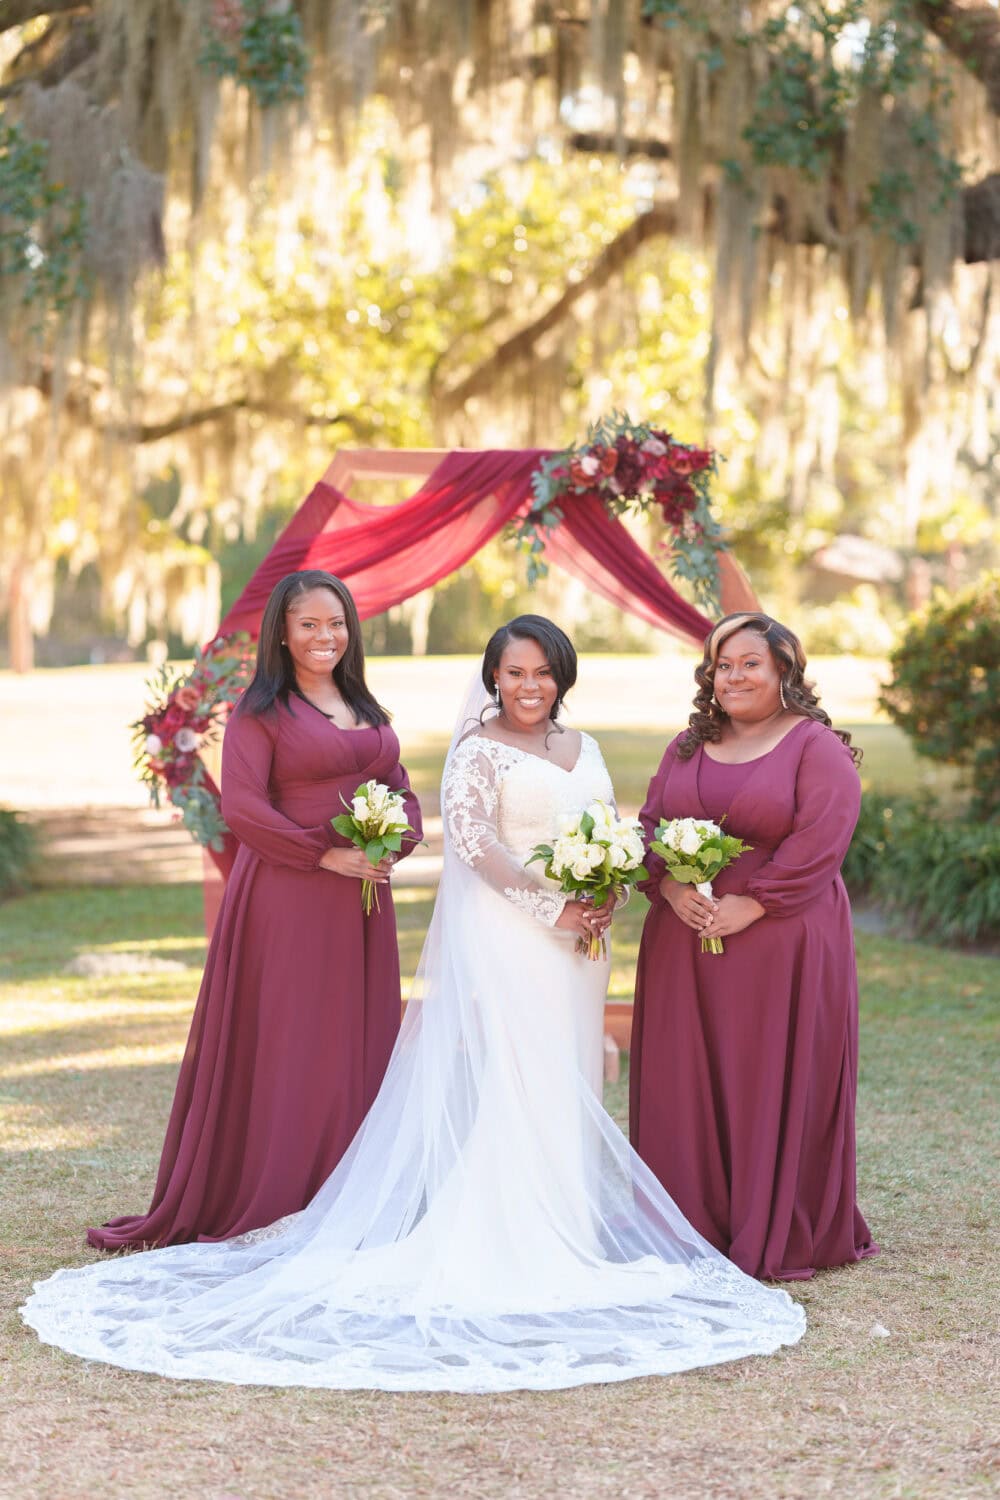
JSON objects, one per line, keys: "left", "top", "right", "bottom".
{"left": 695, "top": 880, "right": 723, "bottom": 954}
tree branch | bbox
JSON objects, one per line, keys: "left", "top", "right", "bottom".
{"left": 908, "top": 0, "right": 1000, "bottom": 114}
{"left": 435, "top": 204, "right": 678, "bottom": 414}
{"left": 0, "top": 0, "right": 90, "bottom": 37}
{"left": 0, "top": 16, "right": 98, "bottom": 99}
{"left": 122, "top": 400, "right": 365, "bottom": 444}
{"left": 29, "top": 366, "right": 365, "bottom": 441}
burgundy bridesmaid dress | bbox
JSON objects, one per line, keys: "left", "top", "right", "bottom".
{"left": 88, "top": 697, "right": 422, "bottom": 1249}
{"left": 630, "top": 718, "right": 877, "bottom": 1281}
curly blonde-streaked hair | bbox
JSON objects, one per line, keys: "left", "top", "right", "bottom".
{"left": 676, "top": 612, "right": 862, "bottom": 766}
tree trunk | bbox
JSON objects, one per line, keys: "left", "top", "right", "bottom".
{"left": 8, "top": 557, "right": 35, "bottom": 673}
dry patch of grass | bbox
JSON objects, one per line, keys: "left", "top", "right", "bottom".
{"left": 1, "top": 885, "right": 998, "bottom": 1500}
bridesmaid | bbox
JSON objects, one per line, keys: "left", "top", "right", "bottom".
{"left": 630, "top": 611, "right": 877, "bottom": 1281}
{"left": 89, "top": 569, "right": 422, "bottom": 1249}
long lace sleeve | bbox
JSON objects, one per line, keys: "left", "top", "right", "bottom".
{"left": 442, "top": 738, "right": 568, "bottom": 927}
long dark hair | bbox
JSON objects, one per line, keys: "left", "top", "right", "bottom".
{"left": 480, "top": 614, "right": 578, "bottom": 720}
{"left": 237, "top": 570, "right": 390, "bottom": 725}
{"left": 676, "top": 611, "right": 862, "bottom": 766}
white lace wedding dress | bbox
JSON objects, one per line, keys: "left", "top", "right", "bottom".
{"left": 22, "top": 705, "right": 805, "bottom": 1391}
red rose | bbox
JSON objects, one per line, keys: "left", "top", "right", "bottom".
{"left": 174, "top": 686, "right": 201, "bottom": 712}
{"left": 668, "top": 445, "right": 712, "bottom": 477}
{"left": 159, "top": 704, "right": 187, "bottom": 735}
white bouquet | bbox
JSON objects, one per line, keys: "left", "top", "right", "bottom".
{"left": 649, "top": 816, "right": 752, "bottom": 954}
{"left": 331, "top": 779, "right": 419, "bottom": 914}
{"left": 527, "top": 799, "right": 647, "bottom": 959}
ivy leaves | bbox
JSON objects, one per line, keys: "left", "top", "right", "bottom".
{"left": 0, "top": 118, "right": 87, "bottom": 324}
{"left": 643, "top": 0, "right": 962, "bottom": 249}
{"left": 200, "top": 0, "right": 308, "bottom": 109}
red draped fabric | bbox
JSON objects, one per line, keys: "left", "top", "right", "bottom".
{"left": 217, "top": 450, "right": 714, "bottom": 642}
{"left": 204, "top": 447, "right": 755, "bottom": 886}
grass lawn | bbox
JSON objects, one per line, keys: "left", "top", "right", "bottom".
{"left": 1, "top": 878, "right": 997, "bottom": 1500}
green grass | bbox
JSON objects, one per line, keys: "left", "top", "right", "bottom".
{"left": 1, "top": 882, "right": 997, "bottom": 1499}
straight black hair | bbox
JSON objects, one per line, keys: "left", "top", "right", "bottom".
{"left": 237, "top": 570, "right": 390, "bottom": 726}
{"left": 480, "top": 614, "right": 577, "bottom": 719}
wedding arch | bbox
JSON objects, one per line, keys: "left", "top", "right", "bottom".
{"left": 135, "top": 437, "right": 760, "bottom": 907}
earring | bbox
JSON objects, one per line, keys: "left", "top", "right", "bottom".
{"left": 779, "top": 677, "right": 788, "bottom": 710}
{"left": 281, "top": 639, "right": 287, "bottom": 645}
{"left": 494, "top": 686, "right": 502, "bottom": 709}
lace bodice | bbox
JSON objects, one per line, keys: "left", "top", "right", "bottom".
{"left": 442, "top": 732, "right": 614, "bottom": 925}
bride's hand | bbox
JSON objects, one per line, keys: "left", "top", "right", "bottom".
{"left": 555, "top": 899, "right": 610, "bottom": 939}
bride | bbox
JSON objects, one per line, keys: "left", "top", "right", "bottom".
{"left": 22, "top": 615, "right": 805, "bottom": 1391}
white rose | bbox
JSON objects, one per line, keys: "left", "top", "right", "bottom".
{"left": 585, "top": 843, "right": 607, "bottom": 869}
{"left": 551, "top": 837, "right": 577, "bottom": 870}
{"left": 571, "top": 856, "right": 595, "bottom": 881}
{"left": 352, "top": 795, "right": 370, "bottom": 821}
{"left": 174, "top": 727, "right": 198, "bottom": 753}
{"left": 679, "top": 827, "right": 703, "bottom": 856}
{"left": 604, "top": 843, "right": 627, "bottom": 873}
{"left": 624, "top": 832, "right": 645, "bottom": 864}
{"left": 145, "top": 733, "right": 163, "bottom": 755}
{"left": 586, "top": 799, "right": 614, "bottom": 829}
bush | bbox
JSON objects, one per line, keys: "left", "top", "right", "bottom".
{"left": 879, "top": 572, "right": 1000, "bottom": 819}
{"left": 0, "top": 808, "right": 36, "bottom": 900}
{"left": 844, "top": 793, "right": 1000, "bottom": 945}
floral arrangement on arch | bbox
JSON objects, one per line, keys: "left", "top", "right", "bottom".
{"left": 515, "top": 413, "right": 723, "bottom": 610}
{"left": 133, "top": 634, "right": 254, "bottom": 851}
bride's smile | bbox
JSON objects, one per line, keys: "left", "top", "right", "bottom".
{"left": 493, "top": 637, "right": 560, "bottom": 732}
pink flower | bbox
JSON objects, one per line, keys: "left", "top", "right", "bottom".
{"left": 175, "top": 727, "right": 199, "bottom": 753}
{"left": 174, "top": 686, "right": 201, "bottom": 713}
{"left": 640, "top": 436, "right": 668, "bottom": 457}
{"left": 145, "top": 733, "right": 163, "bottom": 756}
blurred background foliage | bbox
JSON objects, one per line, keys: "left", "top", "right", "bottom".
{"left": 1, "top": 0, "right": 998, "bottom": 669}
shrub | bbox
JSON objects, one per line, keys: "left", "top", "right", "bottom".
{"left": 879, "top": 572, "right": 1000, "bottom": 819}
{"left": 844, "top": 793, "right": 1000, "bottom": 945}
{"left": 0, "top": 808, "right": 37, "bottom": 901}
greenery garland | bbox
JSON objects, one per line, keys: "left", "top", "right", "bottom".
{"left": 516, "top": 413, "right": 723, "bottom": 611}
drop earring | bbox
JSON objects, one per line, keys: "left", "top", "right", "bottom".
{"left": 779, "top": 676, "right": 788, "bottom": 710}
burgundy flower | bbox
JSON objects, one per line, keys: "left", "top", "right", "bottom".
{"left": 612, "top": 436, "right": 645, "bottom": 496}
{"left": 162, "top": 755, "right": 193, "bottom": 789}
{"left": 159, "top": 703, "right": 188, "bottom": 736}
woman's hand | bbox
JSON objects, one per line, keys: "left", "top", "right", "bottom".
{"left": 555, "top": 899, "right": 612, "bottom": 939}
{"left": 702, "top": 893, "right": 765, "bottom": 939}
{"left": 660, "top": 876, "right": 717, "bottom": 932}
{"left": 320, "top": 846, "right": 394, "bottom": 883}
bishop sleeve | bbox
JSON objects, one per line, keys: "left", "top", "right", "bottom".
{"left": 220, "top": 709, "right": 336, "bottom": 869}
{"left": 636, "top": 735, "right": 685, "bottom": 907}
{"left": 745, "top": 727, "right": 861, "bottom": 917}
{"left": 442, "top": 738, "right": 567, "bottom": 927}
